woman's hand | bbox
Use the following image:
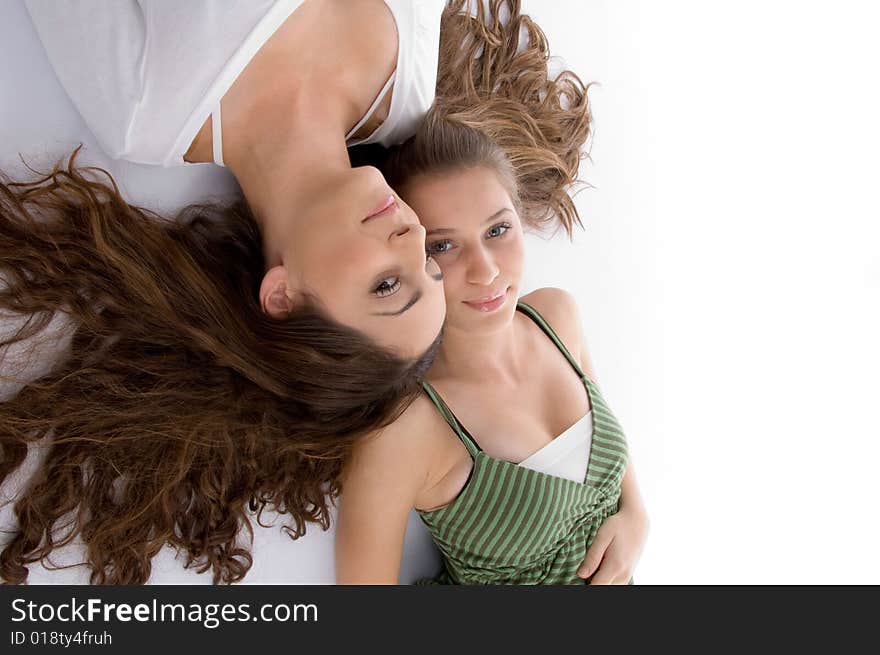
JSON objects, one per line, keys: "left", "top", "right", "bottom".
{"left": 576, "top": 505, "right": 649, "bottom": 584}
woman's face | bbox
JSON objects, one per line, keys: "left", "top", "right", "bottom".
{"left": 282, "top": 166, "right": 446, "bottom": 359}
{"left": 399, "top": 166, "right": 525, "bottom": 335}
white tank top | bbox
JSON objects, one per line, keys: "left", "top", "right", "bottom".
{"left": 25, "top": 0, "right": 445, "bottom": 167}
{"left": 517, "top": 411, "right": 593, "bottom": 484}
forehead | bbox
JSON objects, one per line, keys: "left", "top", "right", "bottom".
{"left": 405, "top": 167, "right": 512, "bottom": 228}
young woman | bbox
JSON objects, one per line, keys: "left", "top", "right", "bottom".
{"left": 0, "top": 1, "right": 597, "bottom": 584}
{"left": 24, "top": 0, "right": 456, "bottom": 357}
{"left": 335, "top": 116, "right": 649, "bottom": 584}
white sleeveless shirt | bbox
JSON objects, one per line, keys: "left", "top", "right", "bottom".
{"left": 517, "top": 411, "right": 593, "bottom": 483}
{"left": 24, "top": 0, "right": 445, "bottom": 167}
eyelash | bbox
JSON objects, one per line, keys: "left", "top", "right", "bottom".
{"left": 487, "top": 222, "right": 511, "bottom": 238}
{"left": 427, "top": 240, "right": 453, "bottom": 255}
{"left": 373, "top": 276, "right": 401, "bottom": 297}
{"left": 373, "top": 253, "right": 437, "bottom": 299}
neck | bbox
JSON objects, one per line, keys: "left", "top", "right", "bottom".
{"left": 430, "top": 312, "right": 530, "bottom": 385}
{"left": 214, "top": 0, "right": 387, "bottom": 267}
{"left": 225, "top": 95, "right": 351, "bottom": 268}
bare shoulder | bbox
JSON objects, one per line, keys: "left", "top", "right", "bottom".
{"left": 519, "top": 287, "right": 583, "bottom": 356}
{"left": 342, "top": 393, "right": 450, "bottom": 495}
{"left": 519, "top": 287, "right": 602, "bottom": 382}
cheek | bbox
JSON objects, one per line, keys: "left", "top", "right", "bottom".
{"left": 434, "top": 255, "right": 467, "bottom": 301}
{"left": 297, "top": 235, "right": 374, "bottom": 298}
{"left": 499, "top": 235, "right": 525, "bottom": 278}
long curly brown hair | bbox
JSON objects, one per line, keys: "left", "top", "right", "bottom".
{"left": 0, "top": 0, "right": 594, "bottom": 585}
{"left": 0, "top": 152, "right": 440, "bottom": 584}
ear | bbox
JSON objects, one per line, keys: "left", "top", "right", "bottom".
{"left": 259, "top": 265, "right": 293, "bottom": 318}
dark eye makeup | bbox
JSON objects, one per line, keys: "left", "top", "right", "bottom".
{"left": 373, "top": 276, "right": 401, "bottom": 297}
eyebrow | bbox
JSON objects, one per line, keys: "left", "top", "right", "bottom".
{"left": 426, "top": 207, "right": 513, "bottom": 236}
{"left": 372, "top": 290, "right": 422, "bottom": 316}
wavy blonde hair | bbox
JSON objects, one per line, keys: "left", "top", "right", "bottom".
{"left": 435, "top": 0, "right": 594, "bottom": 235}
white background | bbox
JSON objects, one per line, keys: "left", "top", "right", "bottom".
{"left": 2, "top": 1, "right": 879, "bottom": 584}
{"left": 522, "top": 1, "right": 880, "bottom": 583}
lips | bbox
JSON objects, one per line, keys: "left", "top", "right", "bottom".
{"left": 363, "top": 194, "right": 398, "bottom": 222}
{"left": 463, "top": 287, "right": 509, "bottom": 313}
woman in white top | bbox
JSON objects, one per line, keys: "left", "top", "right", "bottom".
{"left": 25, "top": 0, "right": 453, "bottom": 357}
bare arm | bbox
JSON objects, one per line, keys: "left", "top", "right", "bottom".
{"left": 617, "top": 457, "right": 648, "bottom": 520}
{"left": 335, "top": 404, "right": 432, "bottom": 584}
{"left": 566, "top": 291, "right": 648, "bottom": 520}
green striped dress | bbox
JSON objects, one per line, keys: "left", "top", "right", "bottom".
{"left": 414, "top": 302, "right": 633, "bottom": 585}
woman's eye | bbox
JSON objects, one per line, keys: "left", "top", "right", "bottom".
{"left": 373, "top": 276, "right": 401, "bottom": 297}
{"left": 487, "top": 223, "right": 510, "bottom": 238}
{"left": 427, "top": 240, "right": 453, "bottom": 255}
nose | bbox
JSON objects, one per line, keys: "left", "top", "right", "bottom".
{"left": 387, "top": 220, "right": 430, "bottom": 274}
{"left": 465, "top": 246, "right": 499, "bottom": 285}
{"left": 389, "top": 223, "right": 411, "bottom": 239}
{"left": 388, "top": 218, "right": 424, "bottom": 243}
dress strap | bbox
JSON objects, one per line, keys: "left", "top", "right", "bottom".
{"left": 420, "top": 380, "right": 481, "bottom": 459}
{"left": 211, "top": 102, "right": 225, "bottom": 167}
{"left": 516, "top": 301, "right": 588, "bottom": 382}
{"left": 345, "top": 70, "right": 397, "bottom": 142}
